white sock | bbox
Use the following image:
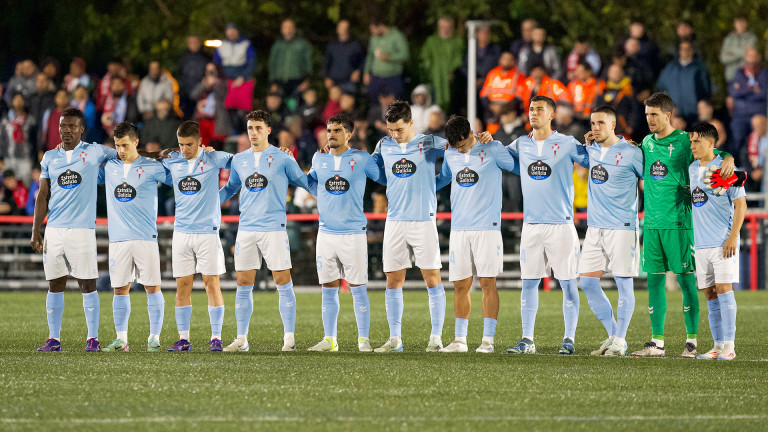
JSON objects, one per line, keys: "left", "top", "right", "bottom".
{"left": 613, "top": 336, "right": 626, "bottom": 345}
{"left": 481, "top": 336, "right": 494, "bottom": 344}
{"left": 723, "top": 340, "right": 734, "bottom": 350}
{"left": 284, "top": 332, "right": 295, "bottom": 343}
{"left": 714, "top": 342, "right": 725, "bottom": 350}
{"left": 686, "top": 338, "right": 697, "bottom": 345}
{"left": 328, "top": 336, "right": 337, "bottom": 342}
{"left": 179, "top": 330, "right": 190, "bottom": 341}
{"left": 651, "top": 338, "right": 664, "bottom": 347}
{"left": 116, "top": 331, "right": 128, "bottom": 342}
{"left": 430, "top": 334, "right": 442, "bottom": 339}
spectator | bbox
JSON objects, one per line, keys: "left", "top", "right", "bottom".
{"left": 510, "top": 19, "right": 537, "bottom": 58}
{"left": 177, "top": 36, "right": 212, "bottom": 118}
{"left": 28, "top": 73, "right": 55, "bottom": 135}
{"left": 321, "top": 86, "right": 342, "bottom": 125}
{"left": 214, "top": 23, "right": 256, "bottom": 82}
{"left": 720, "top": 17, "right": 757, "bottom": 82}
{"left": 191, "top": 63, "right": 231, "bottom": 146}
{"left": 618, "top": 38, "right": 654, "bottom": 99}
{"left": 747, "top": 114, "right": 767, "bottom": 169}
{"left": 324, "top": 20, "right": 364, "bottom": 92}
{"left": 566, "top": 38, "right": 601, "bottom": 82}
{"left": 41, "top": 89, "right": 70, "bottom": 151}
{"left": 727, "top": 47, "right": 768, "bottom": 160}
{"left": 424, "top": 108, "right": 446, "bottom": 138}
{"left": 298, "top": 89, "right": 319, "bottom": 130}
{"left": 496, "top": 100, "right": 526, "bottom": 212}
{"left": 656, "top": 41, "right": 711, "bottom": 126}
{"left": 0, "top": 84, "right": 7, "bottom": 120}
{"left": 349, "top": 113, "right": 371, "bottom": 151}
{"left": 339, "top": 90, "right": 356, "bottom": 115}
{"left": 70, "top": 86, "right": 100, "bottom": 143}
{"left": 697, "top": 100, "right": 728, "bottom": 148}
{"left": 41, "top": 57, "right": 60, "bottom": 88}
{"left": 665, "top": 20, "right": 703, "bottom": 61}
{"left": 595, "top": 63, "right": 635, "bottom": 137}
{"left": 367, "top": 89, "right": 396, "bottom": 140}
{"left": 142, "top": 100, "right": 181, "bottom": 149}
{"left": 518, "top": 63, "right": 570, "bottom": 108}
{"left": 285, "top": 115, "right": 316, "bottom": 168}
{"left": 479, "top": 51, "right": 526, "bottom": 120}
{"left": 421, "top": 17, "right": 463, "bottom": 111}
{"left": 363, "top": 21, "right": 409, "bottom": 103}
{"left": 265, "top": 90, "right": 288, "bottom": 145}
{"left": 25, "top": 165, "right": 41, "bottom": 216}
{"left": 101, "top": 76, "right": 139, "bottom": 137}
{"left": 268, "top": 19, "right": 313, "bottom": 97}
{"left": 0, "top": 94, "right": 36, "bottom": 185}
{"left": 566, "top": 61, "right": 599, "bottom": 120}
{"left": 454, "top": 24, "right": 501, "bottom": 114}
{"left": 554, "top": 101, "right": 587, "bottom": 139}
{"left": 137, "top": 61, "right": 175, "bottom": 119}
{"left": 278, "top": 129, "right": 299, "bottom": 159}
{"left": 410, "top": 84, "right": 440, "bottom": 133}
{"left": 5, "top": 60, "right": 37, "bottom": 103}
{"left": 518, "top": 27, "right": 562, "bottom": 81}
{"left": 63, "top": 57, "right": 91, "bottom": 93}
{"left": 0, "top": 169, "right": 24, "bottom": 215}
{"left": 95, "top": 61, "right": 129, "bottom": 111}
{"left": 626, "top": 21, "right": 661, "bottom": 76}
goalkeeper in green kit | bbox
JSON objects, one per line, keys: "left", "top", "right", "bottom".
{"left": 631, "top": 93, "right": 735, "bottom": 358}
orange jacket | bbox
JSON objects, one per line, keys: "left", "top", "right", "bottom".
{"left": 518, "top": 74, "right": 570, "bottom": 108}
{"left": 479, "top": 66, "right": 527, "bottom": 102}
{"left": 566, "top": 77, "right": 598, "bottom": 117}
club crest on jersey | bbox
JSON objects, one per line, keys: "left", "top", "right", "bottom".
{"left": 245, "top": 172, "right": 268, "bottom": 192}
{"left": 590, "top": 164, "right": 609, "bottom": 184}
{"left": 615, "top": 153, "right": 623, "bottom": 165}
{"left": 179, "top": 176, "right": 202, "bottom": 195}
{"left": 551, "top": 144, "right": 560, "bottom": 156}
{"left": 392, "top": 158, "right": 417, "bottom": 178}
{"left": 456, "top": 167, "right": 479, "bottom": 187}
{"left": 136, "top": 166, "right": 144, "bottom": 180}
{"left": 114, "top": 182, "right": 137, "bottom": 202}
{"left": 79, "top": 151, "right": 87, "bottom": 163}
{"left": 669, "top": 144, "right": 675, "bottom": 157}
{"left": 691, "top": 187, "right": 708, "bottom": 207}
{"left": 267, "top": 155, "right": 274, "bottom": 167}
{"left": 479, "top": 149, "right": 486, "bottom": 163}
{"left": 650, "top": 160, "right": 668, "bottom": 180}
{"left": 349, "top": 159, "right": 356, "bottom": 171}
{"left": 198, "top": 160, "right": 206, "bottom": 172}
{"left": 325, "top": 175, "right": 350, "bottom": 195}
{"left": 527, "top": 160, "right": 552, "bottom": 180}
{"left": 418, "top": 142, "right": 423, "bottom": 153}
{"left": 58, "top": 169, "right": 82, "bottom": 189}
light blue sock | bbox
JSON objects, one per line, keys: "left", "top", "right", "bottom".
{"left": 235, "top": 285, "right": 254, "bottom": 336}
{"left": 427, "top": 284, "right": 446, "bottom": 336}
{"left": 208, "top": 305, "right": 224, "bottom": 339}
{"left": 579, "top": 276, "right": 616, "bottom": 337}
{"left": 521, "top": 279, "right": 540, "bottom": 339}
{"left": 614, "top": 277, "right": 635, "bottom": 339}
{"left": 384, "top": 288, "right": 403, "bottom": 338}
{"left": 146, "top": 291, "right": 164, "bottom": 337}
{"left": 718, "top": 291, "right": 737, "bottom": 341}
{"left": 560, "top": 279, "right": 579, "bottom": 339}
{"left": 276, "top": 281, "right": 296, "bottom": 333}
{"left": 483, "top": 318, "right": 497, "bottom": 338}
{"left": 112, "top": 294, "right": 130, "bottom": 334}
{"left": 82, "top": 291, "right": 100, "bottom": 340}
{"left": 175, "top": 305, "right": 192, "bottom": 335}
{"left": 707, "top": 298, "right": 722, "bottom": 344}
{"left": 322, "top": 287, "right": 340, "bottom": 338}
{"left": 455, "top": 317, "right": 469, "bottom": 338}
{"left": 46, "top": 291, "right": 65, "bottom": 339}
{"left": 350, "top": 285, "right": 370, "bottom": 338}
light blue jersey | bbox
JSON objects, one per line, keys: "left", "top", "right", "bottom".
{"left": 163, "top": 149, "right": 232, "bottom": 234}
{"left": 372, "top": 133, "right": 447, "bottom": 221}
{"left": 584, "top": 138, "right": 644, "bottom": 230}
{"left": 100, "top": 156, "right": 172, "bottom": 242}
{"left": 220, "top": 146, "right": 310, "bottom": 232}
{"left": 308, "top": 148, "right": 386, "bottom": 235}
{"left": 40, "top": 141, "right": 117, "bottom": 229}
{"left": 507, "top": 132, "right": 589, "bottom": 224}
{"left": 689, "top": 156, "right": 746, "bottom": 249}
{"left": 436, "top": 140, "right": 518, "bottom": 230}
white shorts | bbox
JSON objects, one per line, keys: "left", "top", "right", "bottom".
{"left": 172, "top": 232, "right": 226, "bottom": 277}
{"left": 43, "top": 227, "right": 98, "bottom": 280}
{"left": 382, "top": 220, "right": 442, "bottom": 273}
{"left": 449, "top": 230, "right": 503, "bottom": 281}
{"left": 108, "top": 240, "right": 162, "bottom": 287}
{"left": 695, "top": 247, "right": 739, "bottom": 289}
{"left": 520, "top": 223, "right": 579, "bottom": 280}
{"left": 578, "top": 227, "right": 640, "bottom": 277}
{"left": 316, "top": 232, "right": 368, "bottom": 285}
{"left": 234, "top": 230, "right": 292, "bottom": 272}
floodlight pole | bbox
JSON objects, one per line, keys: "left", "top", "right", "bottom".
{"left": 466, "top": 20, "right": 498, "bottom": 130}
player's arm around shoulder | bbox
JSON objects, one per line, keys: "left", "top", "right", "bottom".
{"left": 284, "top": 151, "right": 311, "bottom": 191}
{"left": 212, "top": 150, "right": 234, "bottom": 169}
{"left": 219, "top": 154, "right": 242, "bottom": 203}
{"left": 569, "top": 136, "right": 590, "bottom": 168}
{"left": 491, "top": 140, "right": 519, "bottom": 174}
{"left": 436, "top": 149, "right": 452, "bottom": 191}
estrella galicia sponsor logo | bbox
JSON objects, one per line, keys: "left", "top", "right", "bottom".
{"left": 245, "top": 172, "right": 268, "bottom": 192}
{"left": 325, "top": 175, "right": 350, "bottom": 195}
{"left": 527, "top": 160, "right": 551, "bottom": 180}
{"left": 691, "top": 187, "right": 708, "bottom": 207}
{"left": 178, "top": 176, "right": 202, "bottom": 195}
{"left": 590, "top": 164, "right": 609, "bottom": 184}
{"left": 650, "top": 160, "right": 668, "bottom": 180}
{"left": 456, "top": 167, "right": 479, "bottom": 187}
{"left": 392, "top": 158, "right": 417, "bottom": 178}
{"left": 114, "top": 182, "right": 137, "bottom": 202}
{"left": 57, "top": 169, "right": 82, "bottom": 189}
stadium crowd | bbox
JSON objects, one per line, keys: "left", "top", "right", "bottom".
{"left": 1, "top": 17, "right": 767, "bottom": 216}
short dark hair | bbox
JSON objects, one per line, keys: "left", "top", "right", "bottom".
{"left": 177, "top": 120, "right": 201, "bottom": 138}
{"left": 2, "top": 169, "right": 15, "bottom": 179}
{"left": 445, "top": 115, "right": 471, "bottom": 147}
{"left": 328, "top": 112, "right": 354, "bottom": 133}
{"left": 644, "top": 92, "right": 675, "bottom": 113}
{"left": 61, "top": 107, "right": 85, "bottom": 125}
{"left": 113, "top": 122, "right": 139, "bottom": 140}
{"left": 577, "top": 61, "right": 592, "bottom": 73}
{"left": 501, "top": 98, "right": 523, "bottom": 116}
{"left": 690, "top": 122, "right": 718, "bottom": 144}
{"left": 592, "top": 104, "right": 617, "bottom": 118}
{"left": 530, "top": 95, "right": 556, "bottom": 112}
{"left": 245, "top": 110, "right": 272, "bottom": 127}
{"left": 384, "top": 100, "right": 412, "bottom": 124}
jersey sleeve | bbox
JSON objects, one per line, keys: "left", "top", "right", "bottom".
{"left": 631, "top": 147, "right": 644, "bottom": 179}
{"left": 40, "top": 153, "right": 50, "bottom": 179}
{"left": 431, "top": 135, "right": 446, "bottom": 157}
{"left": 371, "top": 139, "right": 384, "bottom": 168}
{"left": 727, "top": 183, "right": 747, "bottom": 201}
{"left": 98, "top": 144, "right": 118, "bottom": 164}
{"left": 161, "top": 152, "right": 181, "bottom": 169}
{"left": 285, "top": 154, "right": 310, "bottom": 192}
{"left": 219, "top": 164, "right": 241, "bottom": 203}
{"left": 570, "top": 137, "right": 590, "bottom": 168}
{"left": 213, "top": 151, "right": 233, "bottom": 169}
{"left": 306, "top": 168, "right": 319, "bottom": 196}
{"left": 97, "top": 165, "right": 105, "bottom": 185}
{"left": 154, "top": 164, "right": 173, "bottom": 186}
{"left": 363, "top": 153, "right": 387, "bottom": 185}
{"left": 506, "top": 139, "right": 520, "bottom": 158}
{"left": 436, "top": 156, "right": 452, "bottom": 191}
{"left": 493, "top": 141, "right": 518, "bottom": 174}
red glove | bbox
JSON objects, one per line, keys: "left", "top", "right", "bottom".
{"left": 703, "top": 167, "right": 747, "bottom": 196}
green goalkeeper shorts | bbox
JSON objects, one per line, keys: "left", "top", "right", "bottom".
{"left": 641, "top": 228, "right": 695, "bottom": 274}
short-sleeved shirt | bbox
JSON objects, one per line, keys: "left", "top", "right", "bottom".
{"left": 689, "top": 156, "right": 746, "bottom": 249}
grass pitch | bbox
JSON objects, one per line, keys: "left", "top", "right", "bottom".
{"left": 0, "top": 289, "right": 766, "bottom": 431}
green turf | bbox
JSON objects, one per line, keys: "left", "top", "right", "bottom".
{"left": 1, "top": 289, "right": 766, "bottom": 431}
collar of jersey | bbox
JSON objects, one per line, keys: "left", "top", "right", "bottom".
{"left": 60, "top": 141, "right": 85, "bottom": 153}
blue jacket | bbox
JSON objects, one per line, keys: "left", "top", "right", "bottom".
{"left": 656, "top": 59, "right": 711, "bottom": 118}
{"left": 728, "top": 67, "right": 768, "bottom": 117}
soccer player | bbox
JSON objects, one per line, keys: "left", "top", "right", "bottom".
{"left": 163, "top": 121, "right": 232, "bottom": 352}
{"left": 579, "top": 105, "right": 643, "bottom": 357}
{"left": 631, "top": 93, "right": 734, "bottom": 358}
{"left": 219, "top": 110, "right": 310, "bottom": 352}
{"left": 99, "top": 122, "right": 172, "bottom": 352}
{"left": 305, "top": 113, "right": 386, "bottom": 352}
{"left": 32, "top": 108, "right": 118, "bottom": 352}
{"left": 436, "top": 116, "right": 518, "bottom": 353}
{"left": 506, "top": 96, "right": 589, "bottom": 355}
{"left": 689, "top": 122, "right": 745, "bottom": 360}
{"left": 371, "top": 100, "right": 448, "bottom": 353}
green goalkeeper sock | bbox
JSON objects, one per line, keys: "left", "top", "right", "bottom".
{"left": 647, "top": 273, "right": 667, "bottom": 339}
{"left": 677, "top": 272, "right": 699, "bottom": 337}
